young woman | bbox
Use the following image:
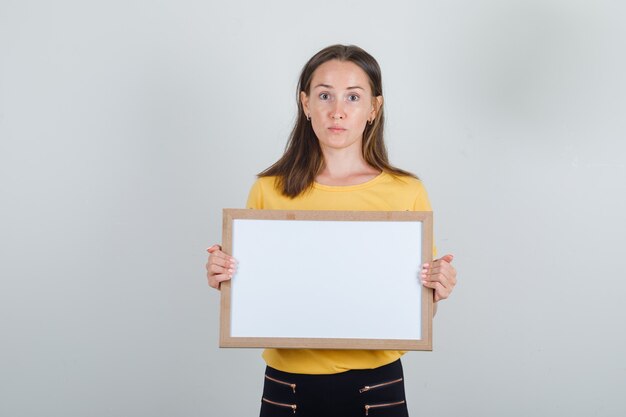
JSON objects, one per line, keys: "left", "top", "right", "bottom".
{"left": 206, "top": 44, "right": 457, "bottom": 417}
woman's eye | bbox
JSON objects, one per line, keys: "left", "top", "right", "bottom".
{"left": 319, "top": 93, "right": 330, "bottom": 100}
{"left": 348, "top": 94, "right": 360, "bottom": 102}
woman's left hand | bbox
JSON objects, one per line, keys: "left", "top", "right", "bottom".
{"left": 421, "top": 254, "right": 457, "bottom": 302}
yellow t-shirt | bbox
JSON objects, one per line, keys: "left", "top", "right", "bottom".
{"left": 246, "top": 172, "right": 433, "bottom": 374}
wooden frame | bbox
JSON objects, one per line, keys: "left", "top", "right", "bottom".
{"left": 219, "top": 209, "right": 434, "bottom": 350}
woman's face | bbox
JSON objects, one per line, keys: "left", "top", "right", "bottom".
{"left": 301, "top": 60, "right": 382, "bottom": 153}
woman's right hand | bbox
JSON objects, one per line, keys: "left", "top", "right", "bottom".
{"left": 206, "top": 244, "right": 237, "bottom": 290}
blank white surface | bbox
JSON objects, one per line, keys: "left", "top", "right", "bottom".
{"left": 230, "top": 219, "right": 423, "bottom": 340}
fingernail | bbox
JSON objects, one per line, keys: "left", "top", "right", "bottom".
{"left": 421, "top": 273, "right": 427, "bottom": 279}
{"left": 422, "top": 280, "right": 428, "bottom": 285}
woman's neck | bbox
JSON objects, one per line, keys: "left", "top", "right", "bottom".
{"left": 316, "top": 147, "right": 381, "bottom": 186}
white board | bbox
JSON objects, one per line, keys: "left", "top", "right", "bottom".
{"left": 219, "top": 209, "right": 434, "bottom": 350}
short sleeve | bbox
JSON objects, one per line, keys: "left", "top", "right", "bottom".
{"left": 246, "top": 179, "right": 264, "bottom": 209}
{"left": 411, "top": 180, "right": 433, "bottom": 212}
{"left": 412, "top": 180, "right": 437, "bottom": 258}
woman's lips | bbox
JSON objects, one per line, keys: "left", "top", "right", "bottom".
{"left": 328, "top": 126, "right": 346, "bottom": 133}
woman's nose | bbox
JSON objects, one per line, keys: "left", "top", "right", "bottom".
{"left": 330, "top": 102, "right": 345, "bottom": 120}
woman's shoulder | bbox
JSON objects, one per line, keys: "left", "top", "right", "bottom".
{"left": 381, "top": 171, "right": 426, "bottom": 189}
{"left": 250, "top": 176, "right": 279, "bottom": 190}
{"left": 248, "top": 175, "right": 282, "bottom": 199}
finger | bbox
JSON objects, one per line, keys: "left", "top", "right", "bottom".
{"left": 208, "top": 255, "right": 232, "bottom": 270}
{"left": 434, "top": 261, "right": 457, "bottom": 286}
{"left": 435, "top": 288, "right": 451, "bottom": 302}
{"left": 422, "top": 281, "right": 450, "bottom": 301}
{"left": 422, "top": 267, "right": 454, "bottom": 293}
{"left": 209, "top": 254, "right": 237, "bottom": 274}
{"left": 208, "top": 250, "right": 238, "bottom": 268}
{"left": 422, "top": 280, "right": 451, "bottom": 301}
{"left": 422, "top": 261, "right": 456, "bottom": 284}
{"left": 213, "top": 272, "right": 233, "bottom": 284}
{"left": 208, "top": 273, "right": 232, "bottom": 289}
{"left": 439, "top": 254, "right": 454, "bottom": 264}
{"left": 208, "top": 275, "right": 220, "bottom": 289}
{"left": 425, "top": 272, "right": 456, "bottom": 291}
{"left": 208, "top": 249, "right": 229, "bottom": 261}
{"left": 425, "top": 254, "right": 454, "bottom": 269}
{"left": 421, "top": 264, "right": 449, "bottom": 281}
{"left": 207, "top": 245, "right": 222, "bottom": 253}
{"left": 422, "top": 274, "right": 452, "bottom": 293}
{"left": 207, "top": 245, "right": 236, "bottom": 263}
{"left": 424, "top": 264, "right": 454, "bottom": 281}
{"left": 209, "top": 263, "right": 233, "bottom": 276}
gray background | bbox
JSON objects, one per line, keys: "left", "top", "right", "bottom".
{"left": 1, "top": 1, "right": 625, "bottom": 416}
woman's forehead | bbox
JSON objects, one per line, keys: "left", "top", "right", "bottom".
{"left": 310, "top": 60, "right": 371, "bottom": 91}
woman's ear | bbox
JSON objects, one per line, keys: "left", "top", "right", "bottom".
{"left": 371, "top": 95, "right": 384, "bottom": 119}
{"left": 300, "top": 91, "right": 310, "bottom": 117}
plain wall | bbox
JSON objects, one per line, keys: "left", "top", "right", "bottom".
{"left": 1, "top": 1, "right": 625, "bottom": 416}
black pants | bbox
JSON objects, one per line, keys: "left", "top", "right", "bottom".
{"left": 259, "top": 359, "right": 409, "bottom": 417}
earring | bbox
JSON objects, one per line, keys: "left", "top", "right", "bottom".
{"left": 368, "top": 118, "right": 374, "bottom": 125}
{"left": 306, "top": 114, "right": 310, "bottom": 121}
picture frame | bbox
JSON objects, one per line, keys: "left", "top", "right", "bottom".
{"left": 219, "top": 209, "right": 434, "bottom": 350}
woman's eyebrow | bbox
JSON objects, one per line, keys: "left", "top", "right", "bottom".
{"left": 313, "top": 83, "right": 365, "bottom": 90}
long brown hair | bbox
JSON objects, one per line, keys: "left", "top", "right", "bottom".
{"left": 259, "top": 44, "right": 416, "bottom": 197}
